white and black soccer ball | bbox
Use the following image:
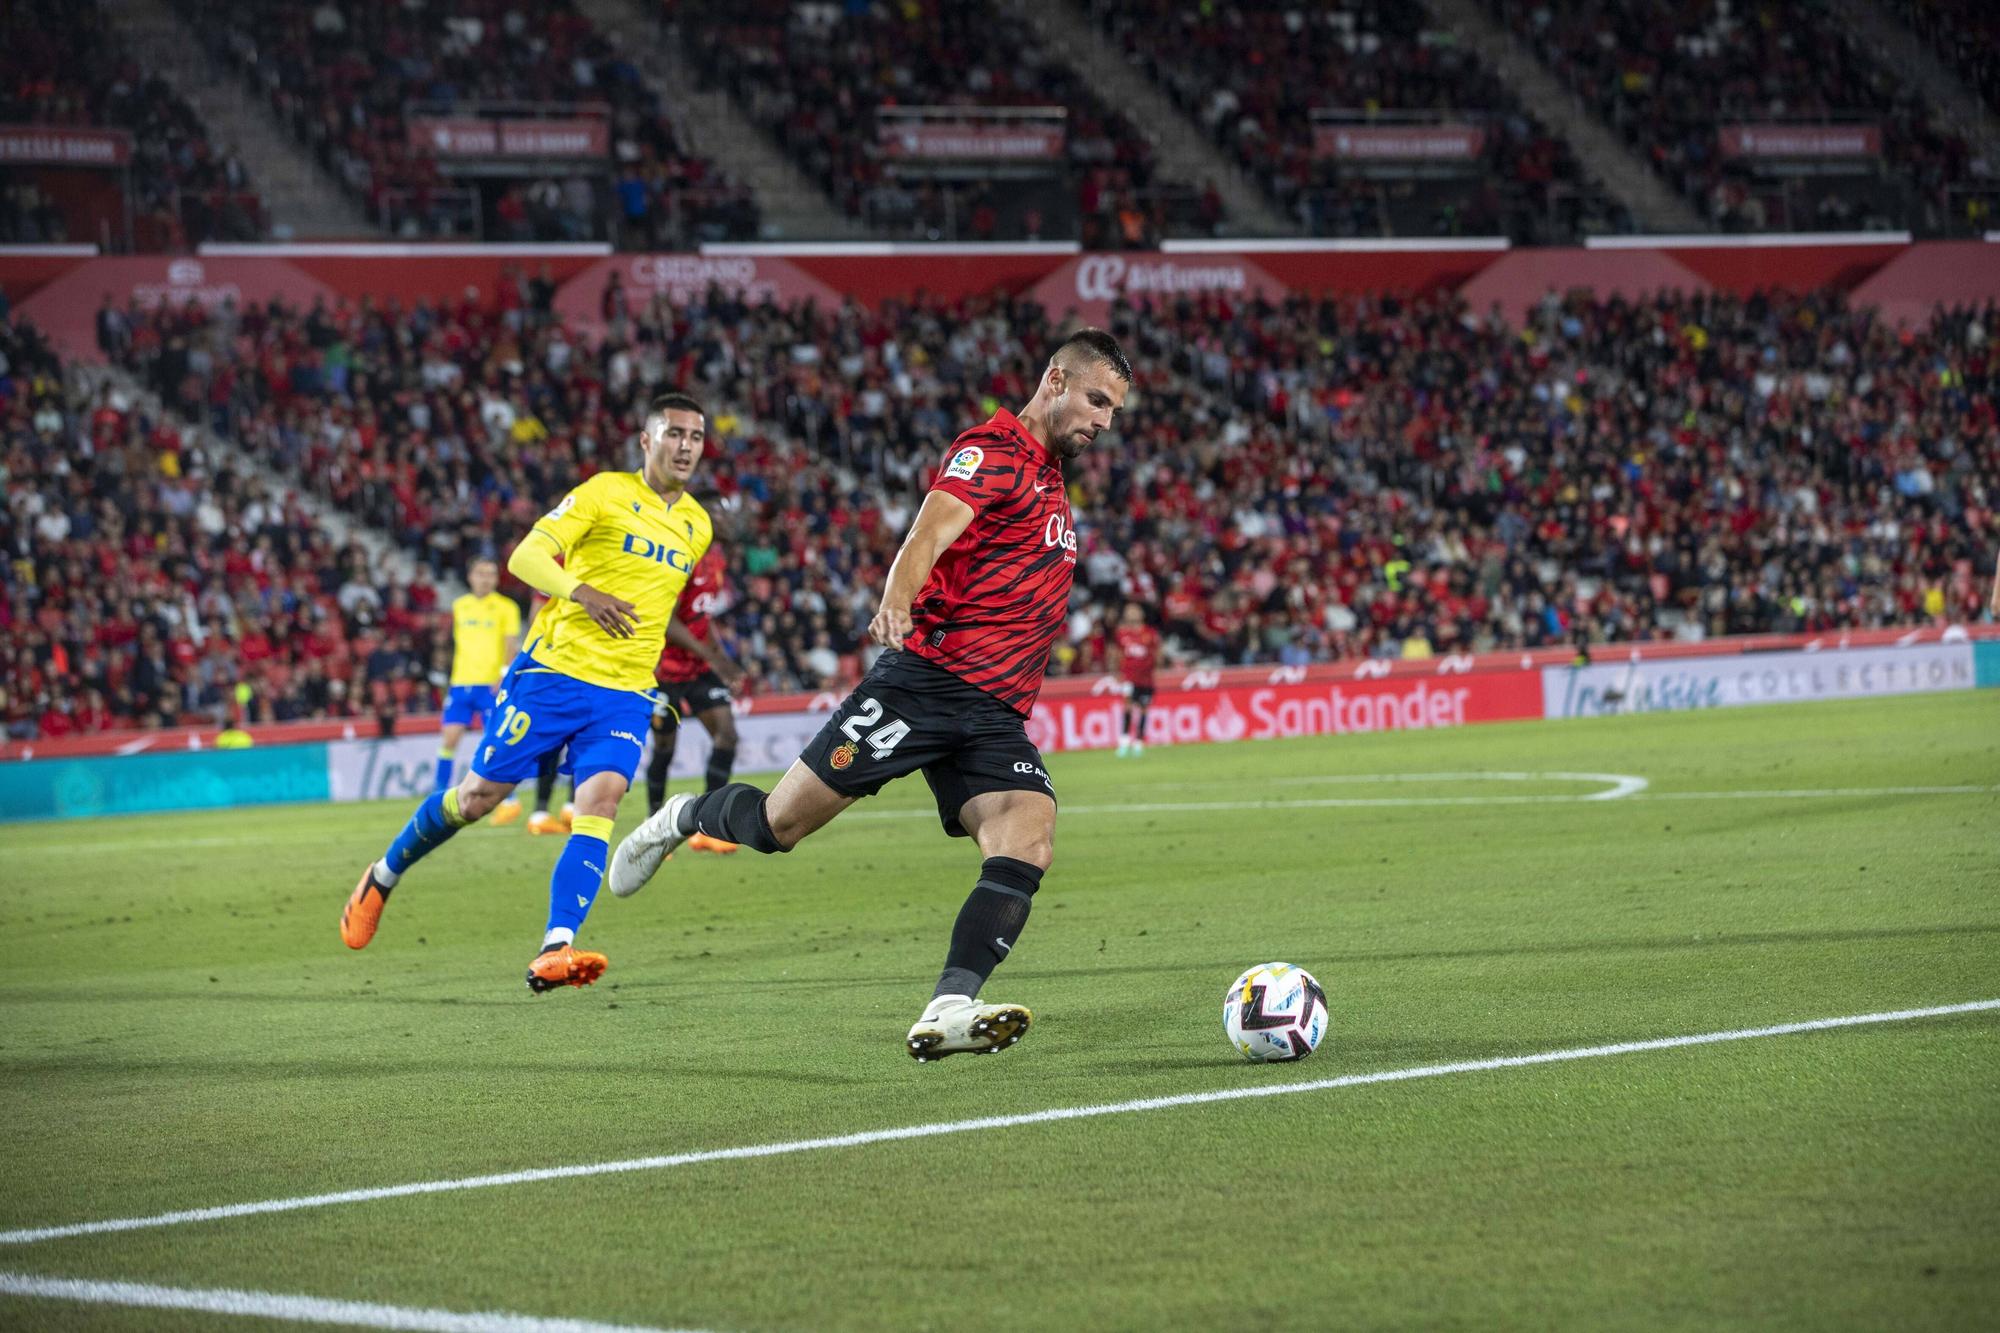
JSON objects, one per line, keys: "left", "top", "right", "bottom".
{"left": 1222, "top": 962, "right": 1328, "bottom": 1062}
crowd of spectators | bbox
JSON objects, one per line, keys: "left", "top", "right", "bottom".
{"left": 177, "top": 0, "right": 757, "bottom": 246}
{"left": 0, "top": 0, "right": 262, "bottom": 250}
{"left": 60, "top": 265, "right": 1991, "bottom": 748}
{"left": 1891, "top": 0, "right": 2000, "bottom": 121}
{"left": 1088, "top": 0, "right": 1628, "bottom": 244}
{"left": 673, "top": 0, "right": 1216, "bottom": 246}
{"left": 1496, "top": 0, "right": 1978, "bottom": 234}
{"left": 1, "top": 313, "right": 451, "bottom": 740}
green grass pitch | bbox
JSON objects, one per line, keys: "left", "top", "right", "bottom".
{"left": 1, "top": 691, "right": 1997, "bottom": 1331}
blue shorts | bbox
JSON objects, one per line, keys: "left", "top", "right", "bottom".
{"left": 468, "top": 657, "right": 654, "bottom": 788}
{"left": 442, "top": 684, "right": 497, "bottom": 727}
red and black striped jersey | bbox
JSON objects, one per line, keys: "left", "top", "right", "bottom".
{"left": 906, "top": 408, "right": 1075, "bottom": 714}
{"left": 655, "top": 548, "right": 727, "bottom": 684}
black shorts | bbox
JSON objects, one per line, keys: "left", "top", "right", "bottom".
{"left": 653, "top": 671, "right": 732, "bottom": 725}
{"left": 801, "top": 649, "right": 1055, "bottom": 837}
{"left": 1125, "top": 683, "right": 1155, "bottom": 709}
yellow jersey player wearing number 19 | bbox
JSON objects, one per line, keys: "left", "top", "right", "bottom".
{"left": 340, "top": 394, "right": 714, "bottom": 993}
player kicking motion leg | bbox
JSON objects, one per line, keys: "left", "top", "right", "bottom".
{"left": 340, "top": 394, "right": 716, "bottom": 992}
{"left": 644, "top": 547, "right": 746, "bottom": 854}
{"left": 611, "top": 331, "right": 1131, "bottom": 1058}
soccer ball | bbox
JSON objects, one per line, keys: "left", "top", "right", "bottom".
{"left": 1222, "top": 962, "right": 1328, "bottom": 1062}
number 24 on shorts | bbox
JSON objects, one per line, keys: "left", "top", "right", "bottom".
{"left": 840, "top": 697, "right": 909, "bottom": 759}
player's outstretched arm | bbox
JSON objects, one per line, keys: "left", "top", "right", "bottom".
{"left": 668, "top": 616, "right": 743, "bottom": 686}
{"left": 508, "top": 533, "right": 637, "bottom": 638}
{"left": 870, "top": 491, "right": 976, "bottom": 647}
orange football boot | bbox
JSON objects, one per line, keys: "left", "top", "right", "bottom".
{"left": 490, "top": 798, "right": 524, "bottom": 827}
{"left": 526, "top": 809, "right": 571, "bottom": 836}
{"left": 687, "top": 832, "right": 740, "bottom": 854}
{"left": 340, "top": 865, "right": 392, "bottom": 949}
{"left": 526, "top": 943, "right": 608, "bottom": 994}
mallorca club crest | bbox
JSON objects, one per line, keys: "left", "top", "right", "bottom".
{"left": 829, "top": 742, "right": 857, "bottom": 771}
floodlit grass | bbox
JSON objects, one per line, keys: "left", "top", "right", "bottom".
{"left": 1, "top": 692, "right": 1996, "bottom": 1330}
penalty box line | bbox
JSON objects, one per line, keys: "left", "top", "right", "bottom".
{"left": 2, "top": 999, "right": 1996, "bottom": 1249}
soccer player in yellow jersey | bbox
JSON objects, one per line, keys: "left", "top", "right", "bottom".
{"left": 435, "top": 557, "right": 524, "bottom": 821}
{"left": 341, "top": 394, "right": 714, "bottom": 993}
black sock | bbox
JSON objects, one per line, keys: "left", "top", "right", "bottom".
{"left": 934, "top": 857, "right": 1043, "bottom": 1000}
{"left": 646, "top": 721, "right": 679, "bottom": 814}
{"left": 683, "top": 782, "right": 786, "bottom": 853}
{"left": 704, "top": 744, "right": 736, "bottom": 793}
{"left": 535, "top": 752, "right": 560, "bottom": 813}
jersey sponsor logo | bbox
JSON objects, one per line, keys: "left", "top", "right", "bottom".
{"left": 1043, "top": 511, "right": 1078, "bottom": 555}
{"left": 621, "top": 533, "right": 693, "bottom": 571}
{"left": 829, "top": 741, "right": 857, "bottom": 771}
{"left": 943, "top": 445, "right": 984, "bottom": 482}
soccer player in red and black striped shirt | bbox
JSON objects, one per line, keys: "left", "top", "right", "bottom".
{"left": 610, "top": 329, "right": 1132, "bottom": 1060}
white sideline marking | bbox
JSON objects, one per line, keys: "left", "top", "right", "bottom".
{"left": 0, "top": 1272, "right": 702, "bottom": 1332}
{"left": 3, "top": 999, "right": 1993, "bottom": 1248}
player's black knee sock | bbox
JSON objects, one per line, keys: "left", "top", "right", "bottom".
{"left": 646, "top": 721, "right": 679, "bottom": 814}
{"left": 681, "top": 782, "right": 787, "bottom": 853}
{"left": 933, "top": 857, "right": 1043, "bottom": 1000}
{"left": 704, "top": 744, "right": 736, "bottom": 793}
{"left": 535, "top": 751, "right": 560, "bottom": 813}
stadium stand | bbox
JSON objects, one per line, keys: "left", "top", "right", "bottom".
{"left": 0, "top": 0, "right": 264, "bottom": 250}
{"left": 175, "top": 0, "right": 758, "bottom": 245}
{"left": 1, "top": 312, "right": 446, "bottom": 739}
{"left": 1085, "top": 0, "right": 1629, "bottom": 243}
{"left": 1494, "top": 0, "right": 1977, "bottom": 234}
{"left": 40, "top": 273, "right": 1988, "bottom": 744}
{"left": 672, "top": 0, "right": 1220, "bottom": 245}
{"left": 1889, "top": 0, "right": 2000, "bottom": 120}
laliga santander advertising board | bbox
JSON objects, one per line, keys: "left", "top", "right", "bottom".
{"left": 1026, "top": 665, "right": 1544, "bottom": 754}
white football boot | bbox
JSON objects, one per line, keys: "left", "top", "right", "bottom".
{"left": 905, "top": 994, "right": 1033, "bottom": 1062}
{"left": 608, "top": 792, "right": 693, "bottom": 899}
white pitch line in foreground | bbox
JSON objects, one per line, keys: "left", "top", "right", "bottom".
{"left": 3, "top": 999, "right": 1994, "bottom": 1249}
{"left": 0, "top": 1271, "right": 707, "bottom": 1333}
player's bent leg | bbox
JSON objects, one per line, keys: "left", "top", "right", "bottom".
{"left": 907, "top": 789, "right": 1052, "bottom": 1061}
{"left": 687, "top": 705, "right": 742, "bottom": 852}
{"left": 609, "top": 759, "right": 855, "bottom": 899}
{"left": 528, "top": 769, "right": 622, "bottom": 994}
{"left": 344, "top": 773, "right": 503, "bottom": 949}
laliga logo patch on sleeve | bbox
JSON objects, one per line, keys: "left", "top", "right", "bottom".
{"left": 943, "top": 446, "right": 984, "bottom": 482}
{"left": 544, "top": 493, "right": 577, "bottom": 522}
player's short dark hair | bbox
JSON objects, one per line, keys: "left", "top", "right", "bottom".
{"left": 648, "top": 391, "right": 705, "bottom": 421}
{"left": 1052, "top": 328, "right": 1132, "bottom": 383}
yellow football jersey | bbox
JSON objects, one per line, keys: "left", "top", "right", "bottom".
{"left": 519, "top": 471, "right": 713, "bottom": 693}
{"left": 449, "top": 591, "right": 523, "bottom": 686}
